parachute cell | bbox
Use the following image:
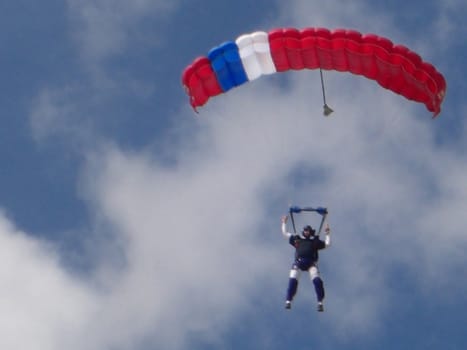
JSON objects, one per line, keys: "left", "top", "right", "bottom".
{"left": 182, "top": 27, "right": 446, "bottom": 116}
{"left": 208, "top": 41, "right": 248, "bottom": 91}
{"left": 235, "top": 31, "right": 276, "bottom": 80}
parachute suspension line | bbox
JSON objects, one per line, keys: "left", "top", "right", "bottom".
{"left": 319, "top": 68, "right": 334, "bottom": 116}
{"left": 289, "top": 208, "right": 297, "bottom": 234}
{"left": 316, "top": 212, "right": 328, "bottom": 236}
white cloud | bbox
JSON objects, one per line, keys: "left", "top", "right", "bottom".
{"left": 0, "top": 212, "right": 96, "bottom": 349}
{"left": 29, "top": 87, "right": 89, "bottom": 144}
{"left": 67, "top": 0, "right": 177, "bottom": 64}
{"left": 29, "top": 0, "right": 179, "bottom": 147}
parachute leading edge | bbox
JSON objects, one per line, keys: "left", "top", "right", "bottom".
{"left": 182, "top": 27, "right": 447, "bottom": 116}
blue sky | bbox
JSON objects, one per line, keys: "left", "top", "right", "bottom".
{"left": 0, "top": 0, "right": 466, "bottom": 349}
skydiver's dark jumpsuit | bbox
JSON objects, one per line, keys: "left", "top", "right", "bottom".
{"left": 282, "top": 221, "right": 330, "bottom": 306}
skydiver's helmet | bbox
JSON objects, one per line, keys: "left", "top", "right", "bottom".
{"left": 302, "top": 225, "right": 316, "bottom": 237}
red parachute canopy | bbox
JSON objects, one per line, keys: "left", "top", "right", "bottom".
{"left": 182, "top": 27, "right": 446, "bottom": 116}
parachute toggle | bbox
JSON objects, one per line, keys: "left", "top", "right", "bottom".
{"left": 289, "top": 206, "right": 328, "bottom": 216}
{"left": 288, "top": 205, "right": 329, "bottom": 235}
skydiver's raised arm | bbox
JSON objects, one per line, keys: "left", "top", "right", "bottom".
{"left": 324, "top": 224, "right": 331, "bottom": 247}
{"left": 281, "top": 215, "right": 293, "bottom": 238}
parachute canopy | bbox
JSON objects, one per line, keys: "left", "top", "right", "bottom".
{"left": 182, "top": 27, "right": 446, "bottom": 116}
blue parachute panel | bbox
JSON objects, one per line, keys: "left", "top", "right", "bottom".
{"left": 208, "top": 41, "right": 248, "bottom": 92}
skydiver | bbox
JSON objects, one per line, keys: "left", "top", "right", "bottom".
{"left": 281, "top": 215, "right": 331, "bottom": 312}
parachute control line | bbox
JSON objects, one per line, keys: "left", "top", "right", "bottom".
{"left": 319, "top": 68, "right": 334, "bottom": 116}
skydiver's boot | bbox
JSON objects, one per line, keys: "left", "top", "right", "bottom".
{"left": 285, "top": 300, "right": 292, "bottom": 309}
{"left": 317, "top": 302, "right": 324, "bottom": 312}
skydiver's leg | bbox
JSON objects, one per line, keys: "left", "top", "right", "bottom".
{"left": 285, "top": 266, "right": 301, "bottom": 308}
{"left": 309, "top": 266, "right": 325, "bottom": 306}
